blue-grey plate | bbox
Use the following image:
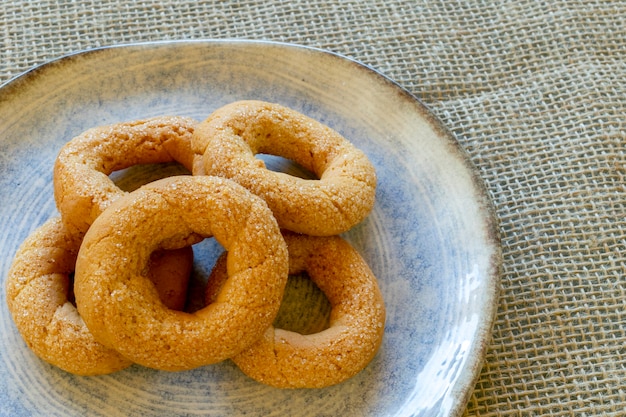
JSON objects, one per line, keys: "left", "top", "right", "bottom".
{"left": 0, "top": 40, "right": 500, "bottom": 417}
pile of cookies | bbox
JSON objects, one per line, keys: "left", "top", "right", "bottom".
{"left": 6, "top": 100, "right": 386, "bottom": 389}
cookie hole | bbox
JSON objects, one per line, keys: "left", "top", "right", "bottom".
{"left": 256, "top": 154, "right": 317, "bottom": 180}
{"left": 147, "top": 247, "right": 195, "bottom": 312}
{"left": 67, "top": 271, "right": 76, "bottom": 307}
{"left": 272, "top": 272, "right": 331, "bottom": 335}
{"left": 110, "top": 162, "right": 191, "bottom": 192}
{"left": 186, "top": 238, "right": 225, "bottom": 314}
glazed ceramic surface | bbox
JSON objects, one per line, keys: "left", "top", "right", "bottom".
{"left": 0, "top": 40, "right": 500, "bottom": 417}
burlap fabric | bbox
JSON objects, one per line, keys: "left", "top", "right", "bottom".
{"left": 1, "top": 1, "right": 624, "bottom": 415}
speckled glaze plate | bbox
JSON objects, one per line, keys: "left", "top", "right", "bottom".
{"left": 0, "top": 40, "right": 500, "bottom": 417}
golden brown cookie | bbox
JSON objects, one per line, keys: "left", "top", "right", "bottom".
{"left": 192, "top": 100, "right": 377, "bottom": 236}
{"left": 74, "top": 175, "right": 289, "bottom": 371}
{"left": 5, "top": 217, "right": 194, "bottom": 375}
{"left": 5, "top": 217, "right": 132, "bottom": 375}
{"left": 206, "top": 232, "right": 386, "bottom": 388}
{"left": 54, "top": 116, "right": 197, "bottom": 236}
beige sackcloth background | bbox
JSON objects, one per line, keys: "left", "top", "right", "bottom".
{"left": 1, "top": 0, "right": 624, "bottom": 415}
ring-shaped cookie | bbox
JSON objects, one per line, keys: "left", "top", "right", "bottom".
{"left": 192, "top": 100, "right": 377, "bottom": 236}
{"left": 74, "top": 176, "right": 289, "bottom": 371}
{"left": 205, "top": 232, "right": 386, "bottom": 388}
{"left": 6, "top": 218, "right": 194, "bottom": 375}
{"left": 54, "top": 116, "right": 197, "bottom": 236}
{"left": 6, "top": 218, "right": 132, "bottom": 375}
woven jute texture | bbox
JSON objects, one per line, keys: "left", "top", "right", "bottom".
{"left": 1, "top": 1, "right": 624, "bottom": 415}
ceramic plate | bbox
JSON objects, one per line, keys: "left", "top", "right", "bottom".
{"left": 0, "top": 40, "right": 500, "bottom": 417}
